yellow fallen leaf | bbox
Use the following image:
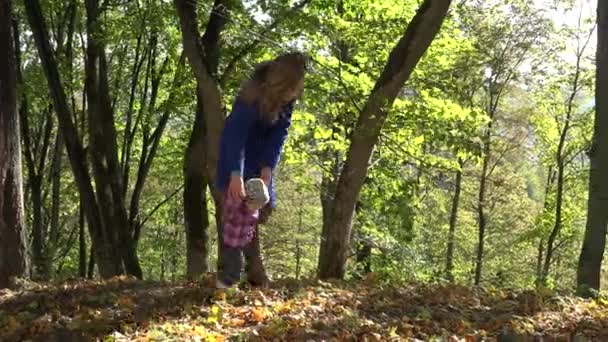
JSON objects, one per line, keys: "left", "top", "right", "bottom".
{"left": 251, "top": 307, "right": 269, "bottom": 322}
{"left": 207, "top": 305, "right": 222, "bottom": 324}
{"left": 193, "top": 325, "right": 206, "bottom": 336}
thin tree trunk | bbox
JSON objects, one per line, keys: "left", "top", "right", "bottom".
{"left": 318, "top": 0, "right": 453, "bottom": 279}
{"left": 536, "top": 238, "right": 544, "bottom": 286}
{"left": 0, "top": 0, "right": 30, "bottom": 287}
{"left": 46, "top": 132, "right": 62, "bottom": 276}
{"left": 474, "top": 70, "right": 500, "bottom": 286}
{"left": 15, "top": 15, "right": 50, "bottom": 280}
{"left": 475, "top": 148, "right": 490, "bottom": 286}
{"left": 78, "top": 200, "right": 87, "bottom": 278}
{"left": 542, "top": 161, "right": 565, "bottom": 282}
{"left": 87, "top": 244, "right": 95, "bottom": 279}
{"left": 543, "top": 26, "right": 589, "bottom": 283}
{"left": 577, "top": 0, "right": 608, "bottom": 297}
{"left": 445, "top": 160, "right": 463, "bottom": 282}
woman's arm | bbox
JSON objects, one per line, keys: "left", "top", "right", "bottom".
{"left": 260, "top": 102, "right": 294, "bottom": 176}
{"left": 222, "top": 101, "right": 256, "bottom": 177}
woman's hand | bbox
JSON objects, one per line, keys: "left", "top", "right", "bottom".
{"left": 228, "top": 174, "right": 245, "bottom": 201}
{"left": 260, "top": 167, "right": 272, "bottom": 186}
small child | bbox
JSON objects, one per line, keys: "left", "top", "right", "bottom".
{"left": 215, "top": 52, "right": 307, "bottom": 288}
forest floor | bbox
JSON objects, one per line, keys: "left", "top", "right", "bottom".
{"left": 0, "top": 275, "right": 607, "bottom": 341}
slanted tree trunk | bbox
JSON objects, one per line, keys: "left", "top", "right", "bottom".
{"left": 445, "top": 159, "right": 463, "bottom": 282}
{"left": 577, "top": 0, "right": 608, "bottom": 297}
{"left": 0, "top": 0, "right": 30, "bottom": 287}
{"left": 318, "top": 0, "right": 453, "bottom": 279}
{"left": 175, "top": 0, "right": 229, "bottom": 279}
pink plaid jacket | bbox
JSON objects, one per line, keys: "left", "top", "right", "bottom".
{"left": 222, "top": 194, "right": 259, "bottom": 248}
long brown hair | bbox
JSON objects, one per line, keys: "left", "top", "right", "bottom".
{"left": 238, "top": 52, "right": 307, "bottom": 123}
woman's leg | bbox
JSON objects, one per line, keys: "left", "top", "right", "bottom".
{"left": 244, "top": 225, "right": 269, "bottom": 286}
{"left": 220, "top": 243, "right": 242, "bottom": 285}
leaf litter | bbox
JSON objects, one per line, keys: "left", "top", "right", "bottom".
{"left": 0, "top": 274, "right": 607, "bottom": 341}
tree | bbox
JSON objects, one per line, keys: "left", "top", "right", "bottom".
{"left": 174, "top": 0, "right": 230, "bottom": 279}
{"left": 25, "top": 0, "right": 128, "bottom": 278}
{"left": 0, "top": 0, "right": 30, "bottom": 287}
{"left": 577, "top": 0, "right": 608, "bottom": 297}
{"left": 535, "top": 12, "right": 595, "bottom": 284}
{"left": 318, "top": 0, "right": 453, "bottom": 280}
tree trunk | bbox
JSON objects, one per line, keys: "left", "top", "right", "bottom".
{"left": 536, "top": 238, "right": 544, "bottom": 286}
{"left": 0, "top": 0, "right": 30, "bottom": 287}
{"left": 445, "top": 160, "right": 463, "bottom": 282}
{"left": 78, "top": 200, "right": 87, "bottom": 278}
{"left": 87, "top": 244, "right": 95, "bottom": 279}
{"left": 14, "top": 14, "right": 50, "bottom": 280}
{"left": 577, "top": 0, "right": 608, "bottom": 297}
{"left": 475, "top": 148, "right": 490, "bottom": 286}
{"left": 174, "top": 0, "right": 228, "bottom": 275}
{"left": 46, "top": 132, "right": 63, "bottom": 276}
{"left": 84, "top": 0, "right": 141, "bottom": 278}
{"left": 183, "top": 94, "right": 209, "bottom": 279}
{"left": 542, "top": 161, "right": 565, "bottom": 282}
{"left": 318, "top": 0, "right": 453, "bottom": 279}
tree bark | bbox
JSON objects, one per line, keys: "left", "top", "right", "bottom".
{"left": 0, "top": 0, "right": 30, "bottom": 287}
{"left": 577, "top": 0, "right": 608, "bottom": 297}
{"left": 445, "top": 160, "right": 463, "bottom": 282}
{"left": 78, "top": 198, "right": 87, "bottom": 278}
{"left": 183, "top": 93, "right": 210, "bottom": 278}
{"left": 46, "top": 132, "right": 63, "bottom": 276}
{"left": 318, "top": 0, "right": 453, "bottom": 279}
{"left": 536, "top": 238, "right": 544, "bottom": 286}
{"left": 475, "top": 144, "right": 490, "bottom": 286}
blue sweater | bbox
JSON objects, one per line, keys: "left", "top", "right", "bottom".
{"left": 216, "top": 98, "right": 294, "bottom": 207}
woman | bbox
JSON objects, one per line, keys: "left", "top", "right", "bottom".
{"left": 216, "top": 52, "right": 307, "bottom": 288}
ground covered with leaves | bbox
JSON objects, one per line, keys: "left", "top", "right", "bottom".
{"left": 0, "top": 275, "right": 607, "bottom": 341}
